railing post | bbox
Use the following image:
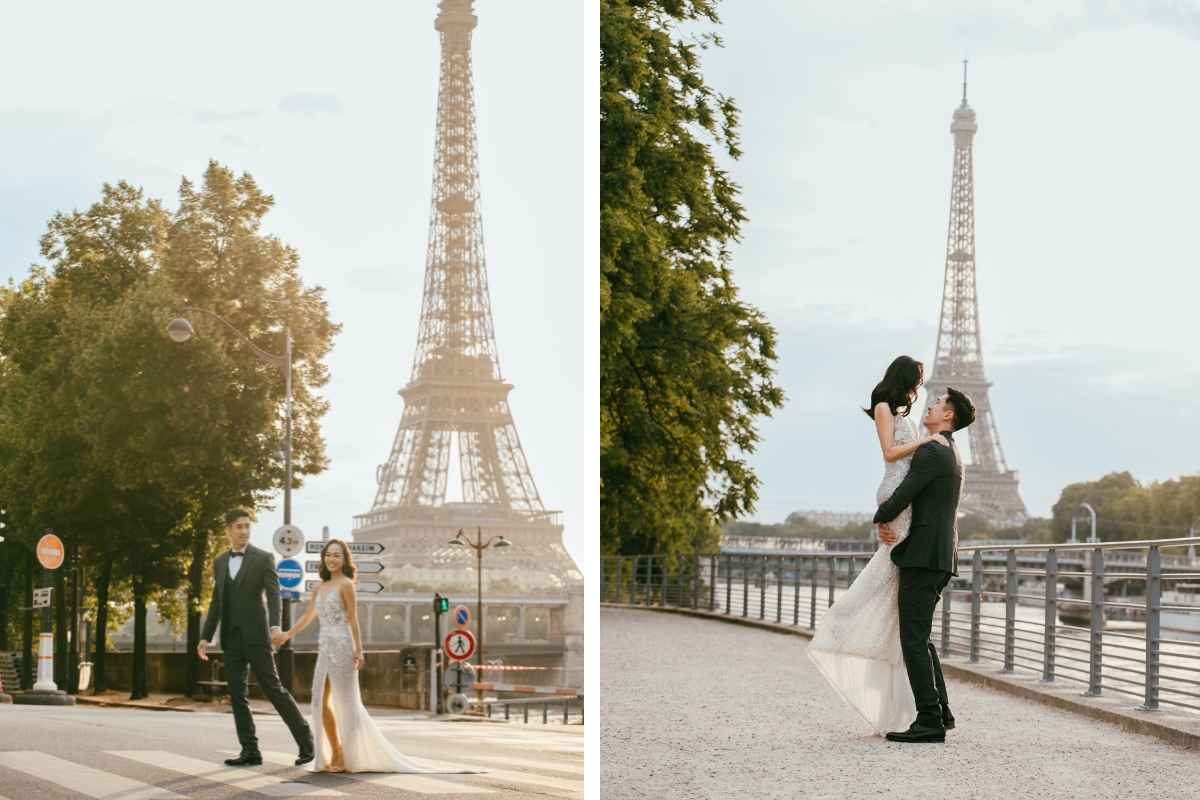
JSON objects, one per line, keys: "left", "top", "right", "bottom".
{"left": 1043, "top": 549, "right": 1057, "bottom": 682}
{"left": 741, "top": 557, "right": 749, "bottom": 618}
{"left": 710, "top": 556, "right": 717, "bottom": 612}
{"left": 827, "top": 556, "right": 836, "bottom": 608}
{"left": 792, "top": 556, "right": 800, "bottom": 626}
{"left": 759, "top": 557, "right": 767, "bottom": 620}
{"left": 1004, "top": 549, "right": 1017, "bottom": 672}
{"left": 776, "top": 557, "right": 783, "bottom": 623}
{"left": 940, "top": 584, "right": 951, "bottom": 658}
{"left": 725, "top": 556, "right": 733, "bottom": 615}
{"left": 633, "top": 556, "right": 642, "bottom": 604}
{"left": 1143, "top": 546, "right": 1161, "bottom": 711}
{"left": 662, "top": 556, "right": 672, "bottom": 606}
{"left": 1086, "top": 547, "right": 1104, "bottom": 696}
{"left": 677, "top": 555, "right": 685, "bottom": 609}
{"left": 970, "top": 551, "right": 982, "bottom": 663}
{"left": 809, "top": 558, "right": 818, "bottom": 628}
{"left": 693, "top": 554, "right": 700, "bottom": 610}
{"left": 615, "top": 557, "right": 623, "bottom": 604}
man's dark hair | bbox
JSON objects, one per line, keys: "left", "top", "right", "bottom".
{"left": 224, "top": 508, "right": 253, "bottom": 527}
{"left": 945, "top": 387, "right": 976, "bottom": 431}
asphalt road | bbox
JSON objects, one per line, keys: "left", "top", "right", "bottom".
{"left": 601, "top": 606, "right": 1200, "bottom": 799}
{"left": 0, "top": 704, "right": 582, "bottom": 799}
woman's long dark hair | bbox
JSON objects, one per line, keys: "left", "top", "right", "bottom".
{"left": 318, "top": 538, "right": 358, "bottom": 582}
{"left": 864, "top": 355, "right": 924, "bottom": 419}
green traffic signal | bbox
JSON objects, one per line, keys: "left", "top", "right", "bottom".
{"left": 435, "top": 595, "right": 449, "bottom": 613}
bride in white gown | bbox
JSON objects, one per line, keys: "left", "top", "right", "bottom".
{"left": 806, "top": 356, "right": 946, "bottom": 735}
{"left": 280, "top": 539, "right": 488, "bottom": 774}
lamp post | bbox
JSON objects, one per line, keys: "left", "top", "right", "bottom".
{"left": 447, "top": 527, "right": 510, "bottom": 710}
{"left": 1070, "top": 503, "right": 1098, "bottom": 544}
{"left": 167, "top": 309, "right": 296, "bottom": 691}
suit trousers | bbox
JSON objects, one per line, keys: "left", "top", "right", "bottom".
{"left": 897, "top": 567, "right": 951, "bottom": 729}
{"left": 223, "top": 627, "right": 312, "bottom": 752}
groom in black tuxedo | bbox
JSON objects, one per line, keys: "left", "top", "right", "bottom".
{"left": 874, "top": 388, "right": 976, "bottom": 743}
{"left": 199, "top": 509, "right": 314, "bottom": 766}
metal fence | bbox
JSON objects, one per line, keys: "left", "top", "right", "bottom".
{"left": 602, "top": 536, "right": 1200, "bottom": 714}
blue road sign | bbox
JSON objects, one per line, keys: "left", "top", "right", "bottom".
{"left": 281, "top": 589, "right": 300, "bottom": 600}
{"left": 278, "top": 559, "right": 303, "bottom": 589}
{"left": 454, "top": 606, "right": 470, "bottom": 627}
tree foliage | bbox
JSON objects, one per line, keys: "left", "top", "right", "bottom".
{"left": 600, "top": 0, "right": 783, "bottom": 556}
{"left": 1050, "top": 471, "right": 1200, "bottom": 542}
{"left": 0, "top": 164, "right": 338, "bottom": 698}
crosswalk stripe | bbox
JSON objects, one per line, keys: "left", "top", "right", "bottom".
{"left": 411, "top": 758, "right": 582, "bottom": 793}
{"left": 0, "top": 751, "right": 186, "bottom": 800}
{"left": 246, "top": 752, "right": 498, "bottom": 795}
{"left": 467, "top": 756, "right": 584, "bottom": 775}
{"left": 108, "top": 752, "right": 344, "bottom": 797}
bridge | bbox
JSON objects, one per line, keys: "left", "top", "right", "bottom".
{"left": 602, "top": 536, "right": 1200, "bottom": 796}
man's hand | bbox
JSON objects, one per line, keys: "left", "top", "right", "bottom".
{"left": 197, "top": 639, "right": 209, "bottom": 662}
{"left": 271, "top": 628, "right": 286, "bottom": 647}
{"left": 877, "top": 524, "right": 898, "bottom": 545}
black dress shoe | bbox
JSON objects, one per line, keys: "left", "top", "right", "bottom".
{"left": 225, "top": 751, "right": 263, "bottom": 766}
{"left": 942, "top": 705, "right": 955, "bottom": 731}
{"left": 295, "top": 751, "right": 314, "bottom": 766}
{"left": 885, "top": 722, "right": 946, "bottom": 743}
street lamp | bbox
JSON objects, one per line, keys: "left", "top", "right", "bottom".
{"left": 448, "top": 527, "right": 510, "bottom": 711}
{"left": 1070, "top": 503, "right": 1098, "bottom": 544}
{"left": 167, "top": 308, "right": 297, "bottom": 691}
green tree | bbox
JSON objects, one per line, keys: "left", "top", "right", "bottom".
{"left": 600, "top": 0, "right": 783, "bottom": 556}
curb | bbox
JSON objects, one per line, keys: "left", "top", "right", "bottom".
{"left": 74, "top": 696, "right": 196, "bottom": 712}
{"left": 602, "top": 602, "right": 1200, "bottom": 751}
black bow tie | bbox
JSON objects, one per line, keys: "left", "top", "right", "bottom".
{"left": 231, "top": 551, "right": 245, "bottom": 558}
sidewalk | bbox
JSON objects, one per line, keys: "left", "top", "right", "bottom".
{"left": 603, "top": 602, "right": 1200, "bottom": 750}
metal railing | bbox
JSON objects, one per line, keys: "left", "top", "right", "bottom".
{"left": 477, "top": 696, "right": 584, "bottom": 724}
{"left": 602, "top": 537, "right": 1200, "bottom": 714}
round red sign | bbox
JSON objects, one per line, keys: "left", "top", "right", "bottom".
{"left": 444, "top": 629, "right": 476, "bottom": 661}
{"left": 37, "top": 533, "right": 65, "bottom": 570}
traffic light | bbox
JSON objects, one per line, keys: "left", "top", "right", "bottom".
{"left": 434, "top": 594, "right": 449, "bottom": 613}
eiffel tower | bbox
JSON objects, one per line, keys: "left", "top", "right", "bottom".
{"left": 921, "top": 63, "right": 1028, "bottom": 526}
{"left": 354, "top": 0, "right": 580, "bottom": 598}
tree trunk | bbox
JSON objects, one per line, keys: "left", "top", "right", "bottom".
{"left": 54, "top": 562, "right": 67, "bottom": 689}
{"left": 131, "top": 551, "right": 148, "bottom": 700}
{"left": 22, "top": 551, "right": 33, "bottom": 690}
{"left": 185, "top": 527, "right": 208, "bottom": 699}
{"left": 93, "top": 553, "right": 112, "bottom": 693}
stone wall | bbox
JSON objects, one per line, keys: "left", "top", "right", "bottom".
{"left": 100, "top": 647, "right": 434, "bottom": 710}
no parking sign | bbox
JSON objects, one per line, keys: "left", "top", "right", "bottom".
{"left": 453, "top": 605, "right": 470, "bottom": 628}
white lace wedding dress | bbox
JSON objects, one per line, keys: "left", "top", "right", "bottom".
{"left": 806, "top": 414, "right": 919, "bottom": 735}
{"left": 309, "top": 588, "right": 487, "bottom": 774}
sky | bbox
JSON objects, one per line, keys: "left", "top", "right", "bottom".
{"left": 0, "top": 1, "right": 584, "bottom": 564}
{"left": 697, "top": 1, "right": 1200, "bottom": 522}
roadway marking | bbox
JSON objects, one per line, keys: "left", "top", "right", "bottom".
{"left": 109, "top": 752, "right": 344, "bottom": 796}
{"left": 242, "top": 752, "right": 498, "bottom": 795}
{"left": 466, "top": 756, "right": 584, "bottom": 775}
{"left": 0, "top": 751, "right": 186, "bottom": 800}
{"left": 410, "top": 758, "right": 583, "bottom": 793}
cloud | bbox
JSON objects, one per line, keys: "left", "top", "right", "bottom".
{"left": 279, "top": 93, "right": 344, "bottom": 118}
{"left": 193, "top": 107, "right": 262, "bottom": 124}
{"left": 219, "top": 134, "right": 259, "bottom": 151}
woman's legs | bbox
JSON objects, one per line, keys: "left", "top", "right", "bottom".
{"left": 321, "top": 675, "right": 344, "bottom": 770}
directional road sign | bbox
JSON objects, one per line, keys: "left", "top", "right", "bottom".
{"left": 277, "top": 559, "right": 302, "bottom": 589}
{"left": 355, "top": 562, "right": 385, "bottom": 574}
{"left": 306, "top": 580, "right": 319, "bottom": 592}
{"left": 306, "top": 561, "right": 320, "bottom": 573}
{"left": 281, "top": 590, "right": 300, "bottom": 600}
{"left": 273, "top": 525, "right": 304, "bottom": 558}
{"left": 357, "top": 581, "right": 384, "bottom": 594}
{"left": 36, "top": 534, "right": 64, "bottom": 570}
{"left": 32, "top": 588, "right": 51, "bottom": 608}
{"left": 444, "top": 629, "right": 476, "bottom": 661}
{"left": 454, "top": 605, "right": 471, "bottom": 628}
{"left": 305, "top": 541, "right": 385, "bottom": 555}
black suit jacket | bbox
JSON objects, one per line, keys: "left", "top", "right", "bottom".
{"left": 873, "top": 429, "right": 964, "bottom": 576}
{"left": 200, "top": 543, "right": 282, "bottom": 648}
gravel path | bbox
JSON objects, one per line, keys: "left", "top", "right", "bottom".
{"left": 601, "top": 607, "right": 1200, "bottom": 799}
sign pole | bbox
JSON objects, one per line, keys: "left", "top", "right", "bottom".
{"left": 34, "top": 567, "right": 53, "bottom": 691}
{"left": 15, "top": 532, "right": 73, "bottom": 704}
